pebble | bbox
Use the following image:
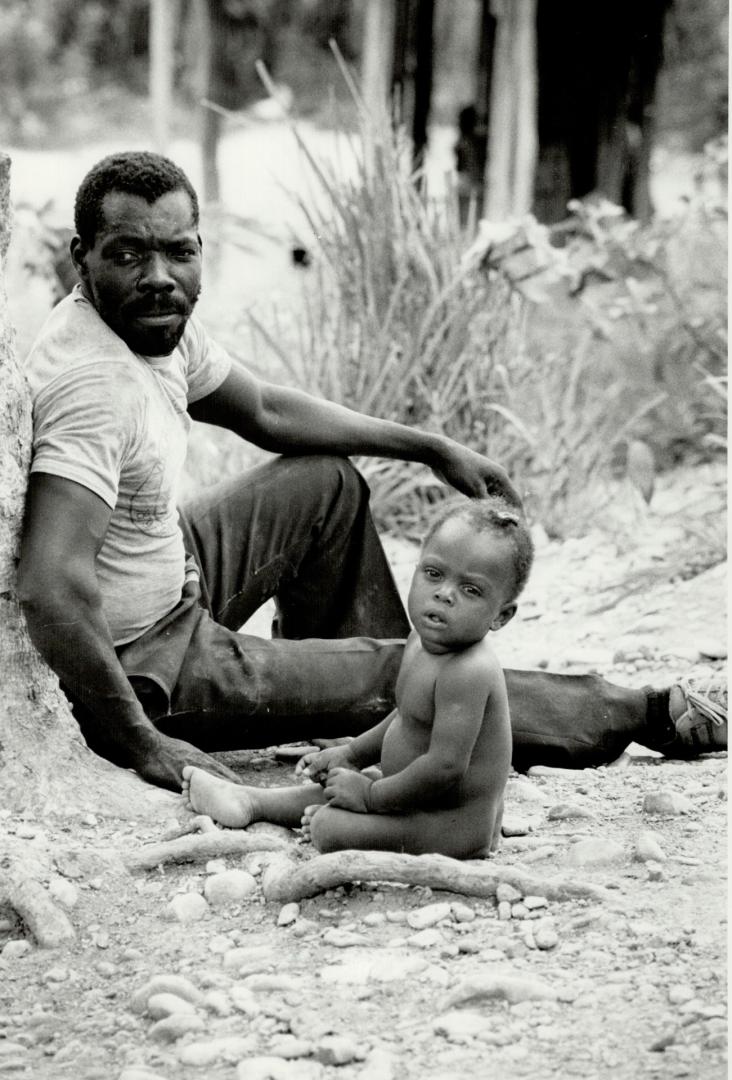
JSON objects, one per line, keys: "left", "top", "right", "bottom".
{"left": 277, "top": 903, "right": 300, "bottom": 927}
{"left": 496, "top": 883, "right": 522, "bottom": 903}
{"left": 321, "top": 928, "right": 368, "bottom": 948}
{"left": 130, "top": 975, "right": 204, "bottom": 1013}
{"left": 506, "top": 779, "right": 549, "bottom": 805}
{"left": 547, "top": 802, "right": 595, "bottom": 821}
{"left": 534, "top": 928, "right": 559, "bottom": 950}
{"left": 205, "top": 859, "right": 228, "bottom": 874}
{"left": 634, "top": 831, "right": 667, "bottom": 862}
{"left": 444, "top": 973, "right": 557, "bottom": 1007}
{"left": 385, "top": 910, "right": 407, "bottom": 923}
{"left": 668, "top": 984, "right": 696, "bottom": 1005}
{"left": 646, "top": 861, "right": 665, "bottom": 881}
{"left": 408, "top": 928, "right": 444, "bottom": 949}
{"left": 642, "top": 791, "right": 694, "bottom": 815}
{"left": 363, "top": 912, "right": 387, "bottom": 927}
{"left": 359, "top": 1048, "right": 398, "bottom": 1080}
{"left": 179, "top": 1035, "right": 256, "bottom": 1066}
{"left": 450, "top": 903, "right": 476, "bottom": 923}
{"left": 497, "top": 901, "right": 512, "bottom": 921}
{"left": 314, "top": 1035, "right": 361, "bottom": 1065}
{"left": 146, "top": 992, "right": 197, "bottom": 1019}
{"left": 229, "top": 984, "right": 261, "bottom": 1016}
{"left": 204, "top": 870, "right": 258, "bottom": 905}
{"left": 511, "top": 903, "right": 529, "bottom": 920}
{"left": 433, "top": 1009, "right": 487, "bottom": 1041}
{"left": 43, "top": 966, "right": 69, "bottom": 983}
{"left": 698, "top": 638, "right": 727, "bottom": 660}
{"left": 292, "top": 919, "right": 318, "bottom": 938}
{"left": 501, "top": 815, "right": 533, "bottom": 836}
{"left": 407, "top": 903, "right": 452, "bottom": 930}
{"left": 1, "top": 940, "right": 31, "bottom": 960}
{"left": 524, "top": 895, "right": 548, "bottom": 910}
{"left": 244, "top": 974, "right": 300, "bottom": 993}
{"left": 268, "top": 1035, "right": 312, "bottom": 1059}
{"left": 165, "top": 892, "right": 209, "bottom": 923}
{"left": 48, "top": 877, "right": 80, "bottom": 909}
{"left": 223, "top": 946, "right": 274, "bottom": 972}
{"left": 237, "top": 1058, "right": 323, "bottom": 1080}
{"left": 149, "top": 1013, "right": 206, "bottom": 1042}
{"left": 118, "top": 1069, "right": 169, "bottom": 1080}
{"left": 564, "top": 837, "right": 624, "bottom": 866}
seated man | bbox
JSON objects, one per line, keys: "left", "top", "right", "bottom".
{"left": 18, "top": 151, "right": 727, "bottom": 793}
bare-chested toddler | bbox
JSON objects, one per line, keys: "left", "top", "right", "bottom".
{"left": 182, "top": 495, "right": 534, "bottom": 859}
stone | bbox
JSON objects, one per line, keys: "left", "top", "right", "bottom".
{"left": 408, "top": 928, "right": 444, "bottom": 949}
{"left": 244, "top": 974, "right": 300, "bottom": 993}
{"left": 229, "top": 984, "right": 261, "bottom": 1017}
{"left": 1, "top": 940, "right": 31, "bottom": 960}
{"left": 668, "top": 984, "right": 696, "bottom": 1005}
{"left": 48, "top": 878, "right": 79, "bottom": 909}
{"left": 205, "top": 859, "right": 227, "bottom": 874}
{"left": 223, "top": 946, "right": 274, "bottom": 972}
{"left": 118, "top": 1069, "right": 169, "bottom": 1080}
{"left": 698, "top": 638, "right": 727, "bottom": 660}
{"left": 237, "top": 1057, "right": 323, "bottom": 1080}
{"left": 510, "top": 903, "right": 529, "bottom": 919}
{"left": 407, "top": 903, "right": 452, "bottom": 930}
{"left": 546, "top": 803, "right": 595, "bottom": 821}
{"left": 634, "top": 831, "right": 667, "bottom": 862}
{"left": 146, "top": 992, "right": 197, "bottom": 1019}
{"left": 497, "top": 901, "right": 512, "bottom": 921}
{"left": 433, "top": 1009, "right": 487, "bottom": 1042}
{"left": 363, "top": 912, "right": 387, "bottom": 927}
{"left": 149, "top": 1013, "right": 206, "bottom": 1043}
{"left": 359, "top": 1048, "right": 398, "bottom": 1080}
{"left": 501, "top": 815, "right": 533, "bottom": 836}
{"left": 646, "top": 861, "right": 665, "bottom": 881}
{"left": 166, "top": 892, "right": 209, "bottom": 923}
{"left": 130, "top": 974, "right": 204, "bottom": 1013}
{"left": 523, "top": 895, "right": 548, "bottom": 910}
{"left": 450, "top": 903, "right": 476, "bottom": 923}
{"left": 179, "top": 1036, "right": 256, "bottom": 1066}
{"left": 534, "top": 928, "right": 559, "bottom": 950}
{"left": 496, "top": 883, "right": 522, "bottom": 903}
{"left": 43, "top": 966, "right": 69, "bottom": 983}
{"left": 277, "top": 903, "right": 300, "bottom": 927}
{"left": 642, "top": 791, "right": 693, "bottom": 815}
{"left": 204, "top": 870, "right": 258, "bottom": 906}
{"left": 314, "top": 1035, "right": 361, "bottom": 1066}
{"left": 321, "top": 928, "right": 368, "bottom": 948}
{"left": 444, "top": 973, "right": 557, "bottom": 1007}
{"left": 564, "top": 838, "right": 624, "bottom": 867}
{"left": 267, "top": 1035, "right": 312, "bottom": 1059}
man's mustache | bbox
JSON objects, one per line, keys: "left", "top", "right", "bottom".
{"left": 126, "top": 300, "right": 189, "bottom": 317}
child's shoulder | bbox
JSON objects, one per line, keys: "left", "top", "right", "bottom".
{"left": 443, "top": 636, "right": 502, "bottom": 683}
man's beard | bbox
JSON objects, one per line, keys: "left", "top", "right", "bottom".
{"left": 98, "top": 288, "right": 201, "bottom": 357}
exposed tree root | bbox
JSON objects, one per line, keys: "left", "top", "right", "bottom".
{"left": 124, "top": 828, "right": 291, "bottom": 872}
{"left": 260, "top": 850, "right": 620, "bottom": 905}
{"left": 1, "top": 853, "right": 75, "bottom": 947}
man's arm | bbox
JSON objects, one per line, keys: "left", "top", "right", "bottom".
{"left": 17, "top": 473, "right": 240, "bottom": 791}
{"left": 189, "top": 365, "right": 521, "bottom": 506}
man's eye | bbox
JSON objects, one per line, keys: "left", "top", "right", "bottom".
{"left": 113, "top": 251, "right": 138, "bottom": 266}
{"left": 172, "top": 248, "right": 197, "bottom": 261}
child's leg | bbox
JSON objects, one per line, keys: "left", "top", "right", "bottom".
{"left": 305, "top": 798, "right": 500, "bottom": 859}
{"left": 182, "top": 765, "right": 325, "bottom": 829}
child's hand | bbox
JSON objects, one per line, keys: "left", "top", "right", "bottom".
{"left": 296, "top": 744, "right": 355, "bottom": 784}
{"left": 323, "top": 767, "right": 373, "bottom": 813}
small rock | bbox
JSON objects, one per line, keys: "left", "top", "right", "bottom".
{"left": 43, "top": 966, "right": 69, "bottom": 983}
{"left": 292, "top": 919, "right": 318, "bottom": 938}
{"left": 433, "top": 1009, "right": 487, "bottom": 1042}
{"left": 268, "top": 1035, "right": 312, "bottom": 1059}
{"left": 649, "top": 1030, "right": 677, "bottom": 1051}
{"left": 237, "top": 1057, "right": 322, "bottom": 1080}
{"left": 534, "top": 928, "right": 559, "bottom": 950}
{"left": 359, "top": 1048, "right": 398, "bottom": 1080}
{"left": 501, "top": 815, "right": 532, "bottom": 837}
{"left": 497, "top": 901, "right": 512, "bottom": 921}
{"left": 698, "top": 638, "right": 727, "bottom": 660}
{"left": 322, "top": 928, "right": 368, "bottom": 948}
{"left": 48, "top": 878, "right": 79, "bottom": 909}
{"left": 363, "top": 912, "right": 386, "bottom": 927}
{"left": 450, "top": 903, "right": 476, "bottom": 923}
{"left": 277, "top": 903, "right": 300, "bottom": 927}
{"left": 244, "top": 974, "right": 300, "bottom": 993}
{"left": 565, "top": 837, "right": 624, "bottom": 867}
{"left": 642, "top": 791, "right": 694, "bottom": 816}
{"left": 165, "top": 892, "right": 209, "bottom": 923}
{"left": 229, "top": 984, "right": 261, "bottom": 1016}
{"left": 179, "top": 1036, "right": 256, "bottom": 1066}
{"left": 406, "top": 903, "right": 452, "bottom": 930}
{"left": 1, "top": 940, "right": 31, "bottom": 960}
{"left": 130, "top": 974, "right": 204, "bottom": 1013}
{"left": 223, "top": 945, "right": 273, "bottom": 972}
{"left": 146, "top": 992, "right": 196, "bottom": 1019}
{"left": 634, "top": 831, "right": 667, "bottom": 862}
{"left": 668, "top": 984, "right": 696, "bottom": 1005}
{"left": 547, "top": 802, "right": 595, "bottom": 821}
{"left": 118, "top": 1069, "right": 170, "bottom": 1080}
{"left": 204, "top": 870, "right": 258, "bottom": 906}
{"left": 205, "top": 859, "right": 227, "bottom": 874}
{"left": 444, "top": 973, "right": 557, "bottom": 1007}
{"left": 646, "top": 861, "right": 665, "bottom": 881}
{"left": 408, "top": 928, "right": 444, "bottom": 949}
{"left": 314, "top": 1035, "right": 361, "bottom": 1066}
{"left": 523, "top": 895, "right": 548, "bottom": 910}
{"left": 511, "top": 903, "right": 529, "bottom": 919}
{"left": 149, "top": 1013, "right": 206, "bottom": 1043}
{"left": 385, "top": 910, "right": 407, "bottom": 923}
{"left": 496, "top": 883, "right": 522, "bottom": 903}
{"left": 15, "top": 824, "right": 38, "bottom": 839}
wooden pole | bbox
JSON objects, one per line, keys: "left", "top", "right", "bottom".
{"left": 149, "top": 0, "right": 176, "bottom": 154}
{"left": 411, "top": 0, "right": 435, "bottom": 170}
{"left": 362, "top": 0, "right": 395, "bottom": 122}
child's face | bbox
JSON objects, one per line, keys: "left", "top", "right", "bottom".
{"left": 407, "top": 516, "right": 517, "bottom": 654}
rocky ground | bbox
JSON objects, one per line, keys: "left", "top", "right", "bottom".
{"left": 0, "top": 462, "right": 727, "bottom": 1080}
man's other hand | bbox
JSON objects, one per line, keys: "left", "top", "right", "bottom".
{"left": 432, "top": 442, "right": 523, "bottom": 508}
{"left": 133, "top": 731, "right": 241, "bottom": 792}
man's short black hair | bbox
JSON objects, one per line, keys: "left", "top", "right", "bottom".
{"left": 74, "top": 151, "right": 200, "bottom": 246}
{"left": 424, "top": 495, "right": 535, "bottom": 602}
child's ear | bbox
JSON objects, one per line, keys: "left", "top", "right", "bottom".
{"left": 491, "top": 603, "right": 516, "bottom": 632}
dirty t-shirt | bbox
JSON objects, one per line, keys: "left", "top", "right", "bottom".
{"left": 26, "top": 286, "right": 231, "bottom": 645}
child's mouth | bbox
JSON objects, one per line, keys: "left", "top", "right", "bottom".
{"left": 423, "top": 611, "right": 447, "bottom": 626}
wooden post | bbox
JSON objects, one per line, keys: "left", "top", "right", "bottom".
{"left": 362, "top": 0, "right": 395, "bottom": 122}
{"left": 411, "top": 0, "right": 435, "bottom": 170}
{"left": 149, "top": 0, "right": 176, "bottom": 154}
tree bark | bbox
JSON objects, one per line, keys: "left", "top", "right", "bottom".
{"left": 0, "top": 154, "right": 173, "bottom": 818}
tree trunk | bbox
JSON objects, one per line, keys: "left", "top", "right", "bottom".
{"left": 149, "top": 0, "right": 178, "bottom": 155}
{"left": 0, "top": 154, "right": 172, "bottom": 818}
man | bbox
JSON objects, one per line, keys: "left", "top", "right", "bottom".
{"left": 18, "top": 152, "right": 726, "bottom": 792}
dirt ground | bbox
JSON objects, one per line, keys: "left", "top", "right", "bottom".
{"left": 0, "top": 461, "right": 726, "bottom": 1080}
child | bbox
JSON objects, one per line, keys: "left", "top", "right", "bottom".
{"left": 182, "top": 495, "right": 534, "bottom": 859}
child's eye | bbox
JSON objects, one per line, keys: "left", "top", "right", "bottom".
{"left": 462, "top": 585, "right": 482, "bottom": 598}
{"left": 423, "top": 566, "right": 440, "bottom": 579}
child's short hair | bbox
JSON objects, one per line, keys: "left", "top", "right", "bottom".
{"left": 424, "top": 495, "right": 535, "bottom": 601}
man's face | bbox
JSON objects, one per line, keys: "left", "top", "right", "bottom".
{"left": 71, "top": 189, "right": 202, "bottom": 356}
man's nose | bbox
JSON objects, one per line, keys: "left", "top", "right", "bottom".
{"left": 139, "top": 252, "right": 175, "bottom": 290}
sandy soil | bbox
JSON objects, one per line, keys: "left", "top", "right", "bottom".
{"left": 0, "top": 462, "right": 726, "bottom": 1080}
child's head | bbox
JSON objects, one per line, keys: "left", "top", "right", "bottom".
{"left": 407, "top": 496, "right": 534, "bottom": 653}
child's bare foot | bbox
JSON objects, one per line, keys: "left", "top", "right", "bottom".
{"left": 300, "top": 804, "right": 323, "bottom": 843}
{"left": 181, "top": 766, "right": 257, "bottom": 829}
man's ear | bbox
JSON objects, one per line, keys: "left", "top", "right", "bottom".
{"left": 490, "top": 603, "right": 516, "bottom": 632}
{"left": 70, "top": 236, "right": 88, "bottom": 281}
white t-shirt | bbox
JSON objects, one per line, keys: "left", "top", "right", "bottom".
{"left": 26, "top": 286, "right": 231, "bottom": 645}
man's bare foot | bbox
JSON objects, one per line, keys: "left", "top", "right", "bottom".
{"left": 300, "top": 803, "right": 323, "bottom": 842}
{"left": 181, "top": 766, "right": 258, "bottom": 829}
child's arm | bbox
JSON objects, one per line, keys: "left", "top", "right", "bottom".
{"left": 366, "top": 653, "right": 496, "bottom": 814}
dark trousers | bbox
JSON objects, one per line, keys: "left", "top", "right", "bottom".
{"left": 118, "top": 455, "right": 655, "bottom": 769}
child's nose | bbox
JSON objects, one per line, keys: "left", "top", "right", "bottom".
{"left": 435, "top": 584, "right": 455, "bottom": 604}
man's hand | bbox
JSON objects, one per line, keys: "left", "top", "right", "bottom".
{"left": 323, "top": 767, "right": 374, "bottom": 813}
{"left": 432, "top": 441, "right": 523, "bottom": 508}
{"left": 296, "top": 744, "right": 357, "bottom": 784}
{"left": 130, "top": 730, "right": 241, "bottom": 792}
